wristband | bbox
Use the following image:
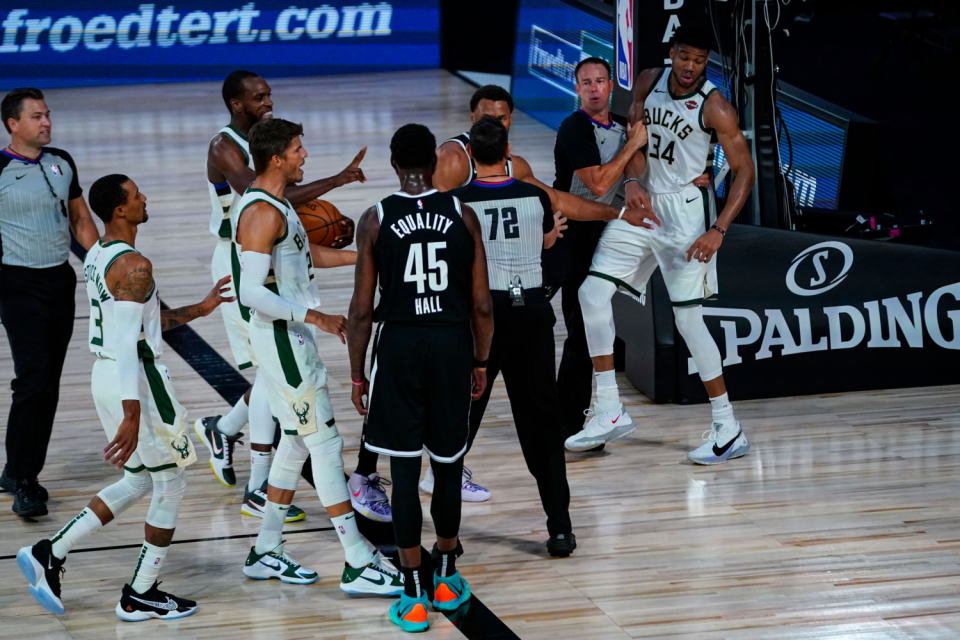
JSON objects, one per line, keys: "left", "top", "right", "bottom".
{"left": 473, "top": 357, "right": 488, "bottom": 369}
{"left": 711, "top": 224, "right": 726, "bottom": 237}
{"left": 623, "top": 177, "right": 641, "bottom": 187}
{"left": 352, "top": 378, "right": 366, "bottom": 385}
{"left": 617, "top": 206, "right": 626, "bottom": 220}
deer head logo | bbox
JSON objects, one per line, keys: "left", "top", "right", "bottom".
{"left": 171, "top": 434, "right": 191, "bottom": 459}
{"left": 292, "top": 401, "right": 310, "bottom": 425}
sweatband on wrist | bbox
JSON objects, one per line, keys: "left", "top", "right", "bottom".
{"left": 617, "top": 206, "right": 626, "bottom": 220}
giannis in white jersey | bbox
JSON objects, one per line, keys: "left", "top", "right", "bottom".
{"left": 572, "top": 24, "right": 756, "bottom": 466}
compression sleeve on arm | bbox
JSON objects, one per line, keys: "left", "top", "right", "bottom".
{"left": 239, "top": 251, "right": 308, "bottom": 323}
{"left": 113, "top": 301, "right": 145, "bottom": 401}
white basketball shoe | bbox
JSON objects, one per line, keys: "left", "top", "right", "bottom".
{"left": 564, "top": 403, "right": 636, "bottom": 451}
{"left": 420, "top": 466, "right": 491, "bottom": 502}
{"left": 687, "top": 421, "right": 750, "bottom": 465}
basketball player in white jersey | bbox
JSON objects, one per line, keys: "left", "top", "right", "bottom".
{"left": 18, "top": 174, "right": 232, "bottom": 621}
{"left": 568, "top": 25, "right": 756, "bottom": 464}
{"left": 198, "top": 70, "right": 364, "bottom": 520}
{"left": 234, "top": 117, "right": 402, "bottom": 594}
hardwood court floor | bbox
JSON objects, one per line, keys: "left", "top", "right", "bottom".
{"left": 1, "top": 71, "right": 959, "bottom": 639}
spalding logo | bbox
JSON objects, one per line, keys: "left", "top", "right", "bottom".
{"left": 786, "top": 241, "right": 853, "bottom": 296}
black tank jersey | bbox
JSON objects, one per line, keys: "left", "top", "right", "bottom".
{"left": 373, "top": 190, "right": 474, "bottom": 325}
{"left": 444, "top": 132, "right": 514, "bottom": 187}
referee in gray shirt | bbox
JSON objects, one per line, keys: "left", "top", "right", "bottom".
{"left": 0, "top": 88, "right": 99, "bottom": 517}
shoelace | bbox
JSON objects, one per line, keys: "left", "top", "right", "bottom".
{"left": 462, "top": 467, "right": 485, "bottom": 491}
{"left": 225, "top": 435, "right": 243, "bottom": 466}
{"left": 365, "top": 475, "right": 391, "bottom": 496}
{"left": 701, "top": 423, "right": 725, "bottom": 442}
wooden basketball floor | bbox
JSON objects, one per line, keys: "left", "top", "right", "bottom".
{"left": 2, "top": 71, "right": 959, "bottom": 639}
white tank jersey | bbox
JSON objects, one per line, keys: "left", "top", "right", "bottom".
{"left": 233, "top": 188, "right": 321, "bottom": 321}
{"left": 208, "top": 125, "right": 254, "bottom": 239}
{"left": 83, "top": 239, "right": 163, "bottom": 360}
{"left": 640, "top": 70, "right": 718, "bottom": 194}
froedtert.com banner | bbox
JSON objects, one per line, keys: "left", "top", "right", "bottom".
{"left": 614, "top": 226, "right": 960, "bottom": 403}
{"left": 0, "top": 1, "right": 438, "bottom": 88}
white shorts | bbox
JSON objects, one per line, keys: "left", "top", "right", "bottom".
{"left": 248, "top": 316, "right": 338, "bottom": 442}
{"left": 212, "top": 239, "right": 255, "bottom": 369}
{"left": 588, "top": 183, "right": 719, "bottom": 306}
{"left": 92, "top": 358, "right": 197, "bottom": 473}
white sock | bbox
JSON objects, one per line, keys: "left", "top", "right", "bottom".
{"left": 130, "top": 541, "right": 169, "bottom": 594}
{"left": 254, "top": 500, "right": 288, "bottom": 555}
{"left": 248, "top": 450, "right": 272, "bottom": 492}
{"left": 331, "top": 512, "right": 375, "bottom": 568}
{"left": 710, "top": 393, "right": 736, "bottom": 428}
{"left": 51, "top": 507, "right": 103, "bottom": 559}
{"left": 218, "top": 396, "right": 249, "bottom": 437}
{"left": 594, "top": 370, "right": 620, "bottom": 412}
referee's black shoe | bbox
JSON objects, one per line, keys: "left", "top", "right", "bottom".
{"left": 546, "top": 532, "right": 577, "bottom": 558}
{"left": 1, "top": 470, "right": 48, "bottom": 501}
{"left": 13, "top": 478, "right": 48, "bottom": 517}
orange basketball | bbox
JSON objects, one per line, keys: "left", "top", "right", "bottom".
{"left": 296, "top": 199, "right": 347, "bottom": 247}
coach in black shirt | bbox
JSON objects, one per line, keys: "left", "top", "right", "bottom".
{"left": 0, "top": 88, "right": 99, "bottom": 517}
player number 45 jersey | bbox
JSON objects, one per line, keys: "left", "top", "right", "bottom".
{"left": 640, "top": 69, "right": 718, "bottom": 194}
{"left": 83, "top": 239, "right": 164, "bottom": 360}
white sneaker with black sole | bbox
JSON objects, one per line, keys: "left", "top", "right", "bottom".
{"left": 564, "top": 403, "right": 636, "bottom": 451}
{"left": 420, "top": 465, "right": 490, "bottom": 502}
{"left": 116, "top": 581, "right": 197, "bottom": 622}
{"left": 17, "top": 539, "right": 65, "bottom": 615}
{"left": 687, "top": 421, "right": 750, "bottom": 465}
{"left": 242, "top": 543, "right": 318, "bottom": 584}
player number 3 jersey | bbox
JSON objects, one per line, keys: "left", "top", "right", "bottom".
{"left": 83, "top": 239, "right": 163, "bottom": 359}
{"left": 640, "top": 70, "right": 718, "bottom": 194}
{"left": 234, "top": 187, "right": 321, "bottom": 321}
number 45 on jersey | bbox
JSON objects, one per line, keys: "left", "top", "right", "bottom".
{"left": 404, "top": 241, "right": 448, "bottom": 316}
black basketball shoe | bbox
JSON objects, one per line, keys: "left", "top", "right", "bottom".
{"left": 546, "top": 532, "right": 577, "bottom": 558}
{"left": 13, "top": 478, "right": 47, "bottom": 517}
{"left": 116, "top": 581, "right": 198, "bottom": 622}
{"left": 17, "top": 538, "right": 65, "bottom": 615}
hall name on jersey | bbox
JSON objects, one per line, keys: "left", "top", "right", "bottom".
{"left": 644, "top": 107, "right": 695, "bottom": 140}
{"left": 414, "top": 295, "right": 443, "bottom": 316}
{"left": 389, "top": 211, "right": 454, "bottom": 238}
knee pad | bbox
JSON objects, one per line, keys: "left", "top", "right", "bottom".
{"left": 673, "top": 305, "right": 722, "bottom": 381}
{"left": 268, "top": 432, "right": 309, "bottom": 490}
{"left": 97, "top": 470, "right": 152, "bottom": 517}
{"left": 146, "top": 467, "right": 187, "bottom": 529}
{"left": 302, "top": 431, "right": 348, "bottom": 507}
{"left": 249, "top": 373, "right": 275, "bottom": 445}
{"left": 578, "top": 276, "right": 618, "bottom": 357}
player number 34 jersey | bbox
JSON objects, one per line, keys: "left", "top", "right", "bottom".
{"left": 640, "top": 69, "right": 718, "bottom": 194}
{"left": 83, "top": 239, "right": 164, "bottom": 360}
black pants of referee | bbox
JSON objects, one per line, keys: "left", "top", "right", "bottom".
{"left": 0, "top": 262, "right": 76, "bottom": 482}
{"left": 465, "top": 289, "right": 572, "bottom": 538}
{"left": 541, "top": 219, "right": 606, "bottom": 440}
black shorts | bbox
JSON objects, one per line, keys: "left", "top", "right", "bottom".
{"left": 364, "top": 323, "right": 473, "bottom": 462}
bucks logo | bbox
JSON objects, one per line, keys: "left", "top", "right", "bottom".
{"left": 292, "top": 401, "right": 310, "bottom": 425}
{"left": 171, "top": 434, "right": 191, "bottom": 459}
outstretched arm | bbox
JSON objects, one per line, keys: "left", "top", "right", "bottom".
{"left": 161, "top": 276, "right": 235, "bottom": 331}
{"left": 461, "top": 204, "right": 494, "bottom": 401}
{"left": 347, "top": 207, "right": 380, "bottom": 415}
{"left": 434, "top": 141, "right": 471, "bottom": 192}
{"left": 310, "top": 244, "right": 358, "bottom": 269}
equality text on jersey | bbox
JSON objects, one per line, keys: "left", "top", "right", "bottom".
{"left": 389, "top": 210, "right": 455, "bottom": 239}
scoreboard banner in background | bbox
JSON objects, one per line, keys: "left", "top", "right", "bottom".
{"left": 0, "top": 1, "right": 439, "bottom": 88}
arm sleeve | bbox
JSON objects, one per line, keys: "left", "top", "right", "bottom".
{"left": 558, "top": 115, "right": 602, "bottom": 171}
{"left": 239, "top": 251, "right": 309, "bottom": 323}
{"left": 59, "top": 149, "right": 83, "bottom": 200}
{"left": 113, "top": 301, "right": 145, "bottom": 402}
{"left": 537, "top": 189, "right": 554, "bottom": 234}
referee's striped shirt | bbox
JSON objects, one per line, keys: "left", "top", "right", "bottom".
{"left": 450, "top": 178, "right": 553, "bottom": 291}
{"left": 0, "top": 147, "right": 81, "bottom": 268}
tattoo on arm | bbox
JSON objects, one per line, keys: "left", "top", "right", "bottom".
{"left": 113, "top": 265, "right": 153, "bottom": 303}
{"left": 160, "top": 306, "right": 201, "bottom": 331}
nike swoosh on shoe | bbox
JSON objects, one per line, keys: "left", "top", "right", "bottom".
{"left": 130, "top": 595, "right": 178, "bottom": 611}
{"left": 361, "top": 574, "right": 386, "bottom": 585}
{"left": 712, "top": 429, "right": 743, "bottom": 456}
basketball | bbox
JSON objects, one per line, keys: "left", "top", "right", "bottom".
{"left": 296, "top": 199, "right": 347, "bottom": 247}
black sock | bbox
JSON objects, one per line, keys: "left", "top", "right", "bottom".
{"left": 402, "top": 565, "right": 421, "bottom": 598}
{"left": 437, "top": 549, "right": 457, "bottom": 578}
{"left": 356, "top": 433, "right": 379, "bottom": 477}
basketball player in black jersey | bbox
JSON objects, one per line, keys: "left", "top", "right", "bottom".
{"left": 347, "top": 124, "right": 493, "bottom": 633}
